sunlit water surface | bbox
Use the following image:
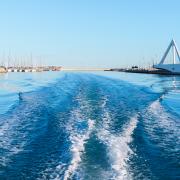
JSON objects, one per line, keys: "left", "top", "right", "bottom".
{"left": 0, "top": 71, "right": 179, "bottom": 180}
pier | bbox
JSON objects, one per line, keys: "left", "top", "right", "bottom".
{"left": 109, "top": 67, "right": 180, "bottom": 75}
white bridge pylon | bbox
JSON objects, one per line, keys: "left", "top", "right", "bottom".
{"left": 154, "top": 39, "right": 180, "bottom": 73}
{"left": 159, "top": 39, "right": 180, "bottom": 64}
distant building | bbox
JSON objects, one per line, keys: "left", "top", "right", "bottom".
{"left": 0, "top": 66, "right": 7, "bottom": 73}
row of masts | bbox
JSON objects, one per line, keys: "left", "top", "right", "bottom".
{"left": 0, "top": 53, "right": 44, "bottom": 68}
{"left": 0, "top": 54, "right": 62, "bottom": 73}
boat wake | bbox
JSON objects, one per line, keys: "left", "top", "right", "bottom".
{"left": 144, "top": 99, "right": 180, "bottom": 146}
{"left": 63, "top": 92, "right": 95, "bottom": 180}
{"left": 97, "top": 97, "right": 138, "bottom": 180}
{"left": 0, "top": 73, "right": 179, "bottom": 180}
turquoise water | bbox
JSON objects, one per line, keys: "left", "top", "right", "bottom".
{"left": 0, "top": 71, "right": 179, "bottom": 179}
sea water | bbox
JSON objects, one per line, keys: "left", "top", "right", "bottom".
{"left": 0, "top": 71, "right": 179, "bottom": 179}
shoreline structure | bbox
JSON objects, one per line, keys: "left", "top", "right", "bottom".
{"left": 109, "top": 39, "right": 180, "bottom": 75}
{"left": 0, "top": 66, "right": 110, "bottom": 73}
{"left": 0, "top": 66, "right": 62, "bottom": 73}
{"left": 107, "top": 67, "right": 180, "bottom": 75}
{"left": 0, "top": 66, "right": 179, "bottom": 75}
{"left": 0, "top": 66, "right": 180, "bottom": 75}
{"left": 1, "top": 40, "right": 179, "bottom": 75}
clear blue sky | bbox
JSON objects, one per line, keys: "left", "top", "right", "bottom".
{"left": 0, "top": 0, "right": 179, "bottom": 68}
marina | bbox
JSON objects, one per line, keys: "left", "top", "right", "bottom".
{"left": 1, "top": 40, "right": 180, "bottom": 75}
{"left": 0, "top": 66, "right": 62, "bottom": 73}
{"left": 109, "top": 40, "right": 180, "bottom": 75}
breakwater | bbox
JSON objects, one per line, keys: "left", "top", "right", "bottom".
{"left": 108, "top": 67, "right": 180, "bottom": 75}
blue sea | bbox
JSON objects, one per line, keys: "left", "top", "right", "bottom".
{"left": 0, "top": 71, "right": 179, "bottom": 180}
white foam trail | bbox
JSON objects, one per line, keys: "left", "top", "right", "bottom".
{"left": 98, "top": 97, "right": 138, "bottom": 180}
{"left": 64, "top": 119, "right": 94, "bottom": 180}
{"left": 38, "top": 91, "right": 94, "bottom": 180}
{"left": 146, "top": 100, "right": 180, "bottom": 144}
{"left": 99, "top": 116, "right": 138, "bottom": 180}
{"left": 39, "top": 117, "right": 94, "bottom": 180}
{"left": 149, "top": 100, "right": 178, "bottom": 131}
{"left": 63, "top": 90, "right": 95, "bottom": 180}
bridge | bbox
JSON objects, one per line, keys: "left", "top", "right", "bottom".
{"left": 154, "top": 39, "right": 180, "bottom": 73}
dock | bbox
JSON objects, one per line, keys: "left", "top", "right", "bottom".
{"left": 108, "top": 68, "right": 180, "bottom": 75}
